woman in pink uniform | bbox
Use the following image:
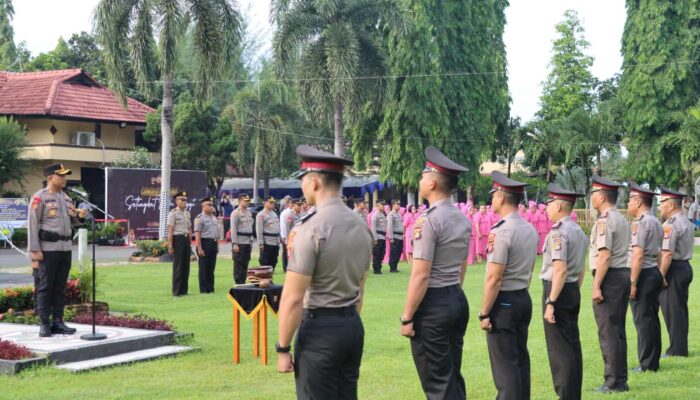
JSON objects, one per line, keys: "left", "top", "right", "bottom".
{"left": 403, "top": 204, "right": 417, "bottom": 261}
{"left": 466, "top": 204, "right": 477, "bottom": 264}
{"left": 475, "top": 205, "right": 489, "bottom": 262}
{"left": 536, "top": 203, "right": 549, "bottom": 253}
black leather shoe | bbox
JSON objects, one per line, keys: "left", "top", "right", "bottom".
{"left": 39, "top": 323, "right": 52, "bottom": 337}
{"left": 390, "top": 270, "right": 399, "bottom": 273}
{"left": 631, "top": 366, "right": 646, "bottom": 373}
{"left": 595, "top": 383, "right": 629, "bottom": 393}
{"left": 51, "top": 320, "right": 77, "bottom": 335}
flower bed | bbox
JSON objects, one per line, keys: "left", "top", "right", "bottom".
{"left": 0, "top": 280, "right": 81, "bottom": 314}
{"left": 71, "top": 312, "right": 174, "bottom": 331}
{"left": 0, "top": 340, "right": 32, "bottom": 361}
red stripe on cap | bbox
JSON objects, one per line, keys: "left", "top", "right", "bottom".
{"left": 300, "top": 161, "right": 345, "bottom": 172}
{"left": 425, "top": 161, "right": 459, "bottom": 176}
{"left": 492, "top": 182, "right": 524, "bottom": 194}
{"left": 592, "top": 183, "right": 616, "bottom": 191}
{"left": 630, "top": 190, "right": 654, "bottom": 199}
{"left": 548, "top": 193, "right": 577, "bottom": 202}
{"left": 660, "top": 193, "right": 682, "bottom": 200}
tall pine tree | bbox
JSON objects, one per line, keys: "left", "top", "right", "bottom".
{"left": 0, "top": 0, "right": 16, "bottom": 68}
{"left": 618, "top": 0, "right": 700, "bottom": 187}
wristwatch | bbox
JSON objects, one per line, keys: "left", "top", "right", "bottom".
{"left": 400, "top": 316, "right": 413, "bottom": 325}
{"left": 275, "top": 342, "right": 291, "bottom": 353}
{"left": 545, "top": 297, "right": 556, "bottom": 306}
{"left": 478, "top": 312, "right": 490, "bottom": 321}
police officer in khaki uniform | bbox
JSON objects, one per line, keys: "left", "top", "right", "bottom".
{"left": 370, "top": 200, "right": 387, "bottom": 274}
{"left": 194, "top": 196, "right": 219, "bottom": 293}
{"left": 588, "top": 176, "right": 631, "bottom": 393}
{"left": 626, "top": 183, "right": 664, "bottom": 371}
{"left": 167, "top": 191, "right": 192, "bottom": 296}
{"left": 28, "top": 163, "right": 88, "bottom": 337}
{"left": 231, "top": 193, "right": 253, "bottom": 284}
{"left": 541, "top": 184, "right": 587, "bottom": 400}
{"left": 276, "top": 145, "right": 372, "bottom": 400}
{"left": 400, "top": 146, "right": 471, "bottom": 400}
{"left": 479, "top": 171, "right": 538, "bottom": 400}
{"left": 257, "top": 196, "right": 281, "bottom": 269}
{"left": 353, "top": 198, "right": 367, "bottom": 223}
{"left": 658, "top": 187, "right": 694, "bottom": 357}
{"left": 280, "top": 198, "right": 303, "bottom": 272}
{"left": 386, "top": 199, "right": 404, "bottom": 273}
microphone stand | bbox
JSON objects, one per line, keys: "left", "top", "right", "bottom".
{"left": 72, "top": 194, "right": 108, "bottom": 341}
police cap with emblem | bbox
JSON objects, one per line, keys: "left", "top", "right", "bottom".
{"left": 173, "top": 191, "right": 187, "bottom": 198}
{"left": 591, "top": 175, "right": 624, "bottom": 192}
{"left": 200, "top": 196, "right": 215, "bottom": 204}
{"left": 658, "top": 187, "right": 686, "bottom": 202}
{"left": 628, "top": 182, "right": 657, "bottom": 199}
{"left": 353, "top": 197, "right": 366, "bottom": 205}
{"left": 264, "top": 196, "right": 276, "bottom": 204}
{"left": 546, "top": 183, "right": 583, "bottom": 203}
{"left": 43, "top": 163, "right": 72, "bottom": 177}
{"left": 292, "top": 145, "right": 353, "bottom": 179}
{"left": 238, "top": 193, "right": 251, "bottom": 201}
{"left": 489, "top": 171, "right": 528, "bottom": 194}
{"left": 423, "top": 146, "right": 468, "bottom": 176}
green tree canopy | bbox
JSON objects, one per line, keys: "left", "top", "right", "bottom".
{"left": 0, "top": 117, "right": 31, "bottom": 189}
{"left": 0, "top": 0, "right": 16, "bottom": 69}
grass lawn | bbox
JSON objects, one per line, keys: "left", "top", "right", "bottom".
{"left": 2, "top": 248, "right": 699, "bottom": 399}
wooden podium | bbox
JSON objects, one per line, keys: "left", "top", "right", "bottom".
{"left": 227, "top": 285, "right": 283, "bottom": 365}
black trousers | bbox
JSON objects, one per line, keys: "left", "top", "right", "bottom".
{"left": 282, "top": 240, "right": 289, "bottom": 272}
{"left": 233, "top": 243, "right": 252, "bottom": 284}
{"left": 172, "top": 235, "right": 190, "bottom": 296}
{"left": 592, "top": 268, "right": 630, "bottom": 388}
{"left": 631, "top": 267, "right": 662, "bottom": 370}
{"left": 389, "top": 238, "right": 403, "bottom": 272}
{"left": 223, "top": 218, "right": 231, "bottom": 240}
{"left": 198, "top": 238, "right": 217, "bottom": 293}
{"left": 259, "top": 243, "right": 280, "bottom": 270}
{"left": 36, "top": 250, "right": 72, "bottom": 321}
{"left": 294, "top": 307, "right": 364, "bottom": 400}
{"left": 486, "top": 289, "right": 532, "bottom": 400}
{"left": 411, "top": 285, "right": 468, "bottom": 400}
{"left": 542, "top": 281, "right": 582, "bottom": 400}
{"left": 372, "top": 240, "right": 385, "bottom": 273}
{"left": 660, "top": 260, "right": 693, "bottom": 356}
{"left": 32, "top": 268, "right": 40, "bottom": 314}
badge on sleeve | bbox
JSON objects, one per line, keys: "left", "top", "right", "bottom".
{"left": 286, "top": 229, "right": 297, "bottom": 257}
{"left": 487, "top": 232, "right": 496, "bottom": 254}
{"left": 413, "top": 217, "right": 425, "bottom": 240}
{"left": 663, "top": 226, "right": 672, "bottom": 240}
{"left": 597, "top": 221, "right": 606, "bottom": 236}
{"left": 553, "top": 235, "right": 562, "bottom": 251}
{"left": 31, "top": 196, "right": 41, "bottom": 210}
{"left": 631, "top": 222, "right": 638, "bottom": 236}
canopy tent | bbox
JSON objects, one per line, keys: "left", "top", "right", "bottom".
{"left": 219, "top": 175, "right": 390, "bottom": 200}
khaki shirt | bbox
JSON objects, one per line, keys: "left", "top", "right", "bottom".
{"left": 256, "top": 209, "right": 280, "bottom": 246}
{"left": 589, "top": 207, "right": 630, "bottom": 270}
{"left": 540, "top": 216, "right": 588, "bottom": 282}
{"left": 287, "top": 197, "right": 372, "bottom": 309}
{"left": 231, "top": 207, "right": 253, "bottom": 245}
{"left": 487, "top": 212, "right": 538, "bottom": 291}
{"left": 412, "top": 198, "right": 471, "bottom": 288}
{"left": 27, "top": 188, "right": 82, "bottom": 252}
{"left": 662, "top": 211, "right": 694, "bottom": 260}
{"left": 627, "top": 211, "right": 663, "bottom": 269}
{"left": 370, "top": 211, "right": 387, "bottom": 241}
{"left": 194, "top": 212, "right": 219, "bottom": 239}
{"left": 167, "top": 208, "right": 191, "bottom": 236}
{"left": 386, "top": 210, "right": 404, "bottom": 240}
{"left": 354, "top": 208, "right": 367, "bottom": 224}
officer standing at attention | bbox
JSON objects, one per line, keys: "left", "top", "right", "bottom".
{"left": 279, "top": 197, "right": 293, "bottom": 271}
{"left": 353, "top": 198, "right": 368, "bottom": 223}
{"left": 257, "top": 196, "right": 281, "bottom": 270}
{"left": 276, "top": 145, "right": 372, "bottom": 400}
{"left": 167, "top": 191, "right": 192, "bottom": 296}
{"left": 371, "top": 200, "right": 387, "bottom": 274}
{"left": 231, "top": 193, "right": 253, "bottom": 284}
{"left": 194, "top": 196, "right": 219, "bottom": 294}
{"left": 658, "top": 187, "right": 695, "bottom": 357}
{"left": 400, "top": 146, "right": 471, "bottom": 400}
{"left": 588, "top": 176, "right": 631, "bottom": 393}
{"left": 28, "top": 163, "right": 88, "bottom": 337}
{"left": 626, "top": 182, "right": 664, "bottom": 372}
{"left": 386, "top": 199, "right": 405, "bottom": 273}
{"left": 541, "top": 183, "right": 587, "bottom": 400}
{"left": 479, "top": 171, "right": 538, "bottom": 400}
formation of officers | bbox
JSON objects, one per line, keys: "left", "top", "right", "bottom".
{"left": 270, "top": 144, "right": 694, "bottom": 400}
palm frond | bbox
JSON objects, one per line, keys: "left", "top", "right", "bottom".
{"left": 322, "top": 21, "right": 359, "bottom": 104}
{"left": 272, "top": 2, "right": 324, "bottom": 74}
{"left": 158, "top": 0, "right": 185, "bottom": 76}
{"left": 130, "top": 0, "right": 158, "bottom": 99}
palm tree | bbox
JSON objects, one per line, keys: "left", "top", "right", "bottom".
{"left": 656, "top": 102, "right": 700, "bottom": 191}
{"left": 224, "top": 77, "right": 296, "bottom": 203}
{"left": 272, "top": 0, "right": 406, "bottom": 157}
{"left": 94, "top": 0, "right": 242, "bottom": 239}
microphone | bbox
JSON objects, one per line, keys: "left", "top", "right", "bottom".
{"left": 69, "top": 187, "right": 88, "bottom": 198}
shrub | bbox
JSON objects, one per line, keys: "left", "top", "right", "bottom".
{"left": 135, "top": 240, "right": 169, "bottom": 257}
{"left": 0, "top": 279, "right": 80, "bottom": 313}
{"left": 0, "top": 339, "right": 33, "bottom": 361}
{"left": 71, "top": 312, "right": 174, "bottom": 331}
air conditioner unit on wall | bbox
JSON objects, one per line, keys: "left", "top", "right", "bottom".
{"left": 71, "top": 131, "right": 96, "bottom": 147}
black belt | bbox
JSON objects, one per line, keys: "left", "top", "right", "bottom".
{"left": 236, "top": 232, "right": 253, "bottom": 236}
{"left": 591, "top": 267, "right": 629, "bottom": 276}
{"left": 499, "top": 288, "right": 529, "bottom": 294}
{"left": 377, "top": 231, "right": 386, "bottom": 235}
{"left": 263, "top": 233, "right": 280, "bottom": 237}
{"left": 303, "top": 306, "right": 357, "bottom": 318}
{"left": 201, "top": 237, "right": 217, "bottom": 241}
{"left": 174, "top": 234, "right": 189, "bottom": 237}
{"left": 393, "top": 231, "right": 403, "bottom": 235}
{"left": 39, "top": 230, "right": 71, "bottom": 242}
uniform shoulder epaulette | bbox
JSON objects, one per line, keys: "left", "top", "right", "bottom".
{"left": 552, "top": 220, "right": 562, "bottom": 229}
{"left": 667, "top": 216, "right": 675, "bottom": 223}
{"left": 598, "top": 211, "right": 608, "bottom": 219}
{"left": 424, "top": 207, "right": 437, "bottom": 215}
{"left": 491, "top": 219, "right": 505, "bottom": 229}
{"left": 299, "top": 210, "right": 316, "bottom": 224}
